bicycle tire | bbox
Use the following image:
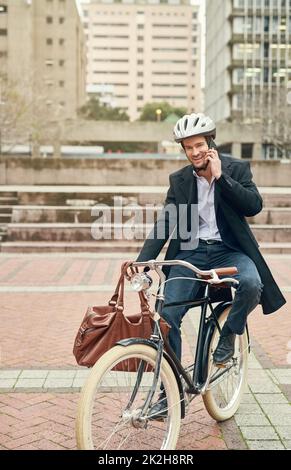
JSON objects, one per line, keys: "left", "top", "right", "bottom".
{"left": 202, "top": 306, "right": 249, "bottom": 421}
{"left": 76, "top": 343, "right": 181, "bottom": 450}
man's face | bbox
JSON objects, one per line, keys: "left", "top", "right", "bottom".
{"left": 182, "top": 135, "right": 209, "bottom": 171}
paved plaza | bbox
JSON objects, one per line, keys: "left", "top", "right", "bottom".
{"left": 0, "top": 252, "right": 290, "bottom": 450}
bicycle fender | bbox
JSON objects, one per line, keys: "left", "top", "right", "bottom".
{"left": 115, "top": 337, "right": 186, "bottom": 419}
{"left": 116, "top": 337, "right": 159, "bottom": 349}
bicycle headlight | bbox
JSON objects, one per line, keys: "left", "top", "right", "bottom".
{"left": 130, "top": 272, "right": 153, "bottom": 292}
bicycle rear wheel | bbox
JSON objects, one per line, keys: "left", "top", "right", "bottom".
{"left": 76, "top": 343, "right": 181, "bottom": 450}
{"left": 202, "top": 306, "right": 249, "bottom": 421}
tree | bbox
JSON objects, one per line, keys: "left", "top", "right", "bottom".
{"left": 139, "top": 101, "right": 187, "bottom": 122}
{"left": 241, "top": 87, "right": 291, "bottom": 159}
{"left": 0, "top": 72, "right": 62, "bottom": 156}
{"left": 78, "top": 97, "right": 129, "bottom": 121}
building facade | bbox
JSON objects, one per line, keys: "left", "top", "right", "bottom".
{"left": 0, "top": 0, "right": 86, "bottom": 121}
{"left": 205, "top": 0, "right": 291, "bottom": 159}
{"left": 80, "top": 0, "right": 202, "bottom": 121}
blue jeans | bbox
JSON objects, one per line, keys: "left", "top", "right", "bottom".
{"left": 162, "top": 240, "right": 263, "bottom": 360}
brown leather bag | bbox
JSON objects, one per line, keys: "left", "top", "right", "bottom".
{"left": 73, "top": 262, "right": 170, "bottom": 368}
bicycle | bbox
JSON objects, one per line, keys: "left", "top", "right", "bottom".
{"left": 76, "top": 259, "right": 250, "bottom": 450}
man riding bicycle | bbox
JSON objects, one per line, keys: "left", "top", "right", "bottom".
{"left": 136, "top": 112, "right": 286, "bottom": 416}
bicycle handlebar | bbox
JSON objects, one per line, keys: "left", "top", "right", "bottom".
{"left": 132, "top": 259, "right": 238, "bottom": 286}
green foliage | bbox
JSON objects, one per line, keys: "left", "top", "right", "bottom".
{"left": 139, "top": 101, "right": 187, "bottom": 122}
{"left": 78, "top": 97, "right": 129, "bottom": 121}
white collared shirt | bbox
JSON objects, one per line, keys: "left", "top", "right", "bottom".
{"left": 193, "top": 170, "right": 222, "bottom": 241}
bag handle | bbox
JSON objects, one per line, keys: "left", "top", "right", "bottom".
{"left": 108, "top": 261, "right": 150, "bottom": 313}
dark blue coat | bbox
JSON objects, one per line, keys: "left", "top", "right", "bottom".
{"left": 136, "top": 154, "right": 286, "bottom": 315}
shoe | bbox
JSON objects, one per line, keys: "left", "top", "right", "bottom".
{"left": 148, "top": 392, "right": 168, "bottom": 420}
{"left": 213, "top": 333, "right": 236, "bottom": 365}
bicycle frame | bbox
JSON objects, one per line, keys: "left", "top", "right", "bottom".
{"left": 118, "top": 259, "right": 241, "bottom": 414}
{"left": 154, "top": 283, "right": 231, "bottom": 395}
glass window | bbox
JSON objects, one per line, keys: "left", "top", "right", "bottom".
{"left": 234, "top": 0, "right": 244, "bottom": 7}
{"left": 233, "top": 68, "right": 245, "bottom": 84}
{"left": 242, "top": 143, "right": 253, "bottom": 159}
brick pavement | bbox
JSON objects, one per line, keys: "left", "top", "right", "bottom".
{"left": 0, "top": 253, "right": 290, "bottom": 450}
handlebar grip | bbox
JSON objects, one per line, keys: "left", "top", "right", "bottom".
{"left": 215, "top": 267, "right": 238, "bottom": 276}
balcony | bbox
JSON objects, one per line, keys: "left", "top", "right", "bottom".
{"left": 229, "top": 7, "right": 288, "bottom": 19}
{"left": 229, "top": 33, "right": 290, "bottom": 45}
{"left": 228, "top": 58, "right": 289, "bottom": 70}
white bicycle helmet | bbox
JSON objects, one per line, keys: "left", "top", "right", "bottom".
{"left": 173, "top": 112, "right": 216, "bottom": 143}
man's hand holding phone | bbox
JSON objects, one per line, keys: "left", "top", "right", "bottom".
{"left": 205, "top": 148, "right": 222, "bottom": 180}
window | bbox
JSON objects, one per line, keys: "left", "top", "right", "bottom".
{"left": 59, "top": 59, "right": 65, "bottom": 66}
{"left": 241, "top": 143, "right": 253, "bottom": 159}
{"left": 46, "top": 17, "right": 53, "bottom": 24}
{"left": 59, "top": 17, "right": 65, "bottom": 24}
{"left": 264, "top": 16, "right": 270, "bottom": 32}
{"left": 0, "top": 5, "right": 8, "bottom": 13}
{"left": 233, "top": 68, "right": 245, "bottom": 84}
{"left": 59, "top": 38, "right": 65, "bottom": 46}
{"left": 46, "top": 38, "right": 53, "bottom": 45}
{"left": 0, "top": 29, "right": 7, "bottom": 36}
{"left": 59, "top": 80, "right": 65, "bottom": 87}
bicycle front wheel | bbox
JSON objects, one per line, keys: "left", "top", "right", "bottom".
{"left": 76, "top": 343, "right": 181, "bottom": 450}
{"left": 202, "top": 306, "right": 249, "bottom": 421}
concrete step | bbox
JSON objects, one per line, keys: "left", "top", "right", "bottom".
{"left": 248, "top": 208, "right": 291, "bottom": 225}
{"left": 4, "top": 222, "right": 291, "bottom": 243}
{"left": 0, "top": 197, "right": 18, "bottom": 205}
{"left": 0, "top": 224, "right": 8, "bottom": 242}
{"left": 0, "top": 214, "right": 11, "bottom": 223}
{"left": 10, "top": 205, "right": 291, "bottom": 225}
{"left": 262, "top": 194, "right": 291, "bottom": 208}
{"left": 251, "top": 225, "right": 291, "bottom": 243}
{"left": 0, "top": 205, "right": 13, "bottom": 214}
{"left": 0, "top": 191, "right": 17, "bottom": 197}
{"left": 17, "top": 192, "right": 141, "bottom": 207}
{"left": 5, "top": 223, "right": 150, "bottom": 242}
{"left": 13, "top": 192, "right": 291, "bottom": 208}
{"left": 10, "top": 205, "right": 162, "bottom": 224}
{"left": 1, "top": 186, "right": 291, "bottom": 207}
{"left": 0, "top": 241, "right": 143, "bottom": 253}
{"left": 1, "top": 241, "right": 291, "bottom": 254}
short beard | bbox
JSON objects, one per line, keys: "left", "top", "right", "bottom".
{"left": 193, "top": 160, "right": 209, "bottom": 173}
